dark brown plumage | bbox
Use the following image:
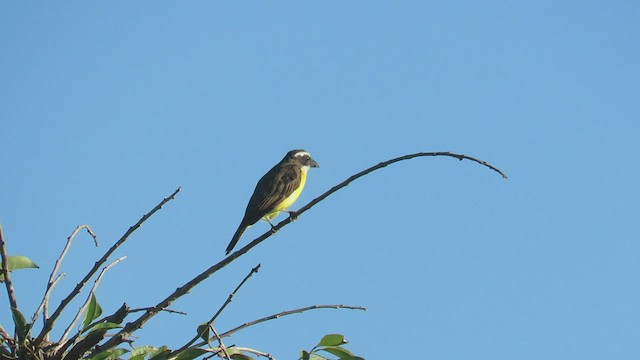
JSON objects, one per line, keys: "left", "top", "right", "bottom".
{"left": 225, "top": 149, "right": 319, "bottom": 255}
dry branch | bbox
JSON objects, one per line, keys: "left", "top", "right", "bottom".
{"left": 0, "top": 225, "right": 19, "bottom": 312}
{"left": 235, "top": 151, "right": 507, "bottom": 257}
{"left": 33, "top": 187, "right": 182, "bottom": 346}
{"left": 218, "top": 305, "right": 367, "bottom": 339}
{"left": 57, "top": 256, "right": 127, "bottom": 346}
{"left": 0, "top": 225, "right": 17, "bottom": 352}
{"left": 32, "top": 224, "right": 98, "bottom": 330}
{"left": 99, "top": 151, "right": 504, "bottom": 350}
{"left": 173, "top": 264, "right": 261, "bottom": 355}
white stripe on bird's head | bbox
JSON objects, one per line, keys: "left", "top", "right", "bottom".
{"left": 293, "top": 151, "right": 310, "bottom": 158}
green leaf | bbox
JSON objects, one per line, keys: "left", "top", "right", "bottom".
{"left": 90, "top": 348, "right": 129, "bottom": 360}
{"left": 196, "top": 323, "right": 210, "bottom": 342}
{"left": 129, "top": 345, "right": 169, "bottom": 360}
{"left": 130, "top": 345, "right": 157, "bottom": 357}
{"left": 309, "top": 355, "right": 328, "bottom": 360}
{"left": 318, "top": 334, "right": 346, "bottom": 347}
{"left": 0, "top": 256, "right": 39, "bottom": 280}
{"left": 301, "top": 350, "right": 310, "bottom": 360}
{"left": 130, "top": 345, "right": 170, "bottom": 360}
{"left": 82, "top": 293, "right": 103, "bottom": 330}
{"left": 4, "top": 255, "right": 39, "bottom": 270}
{"left": 11, "top": 307, "right": 29, "bottom": 341}
{"left": 229, "top": 353, "right": 254, "bottom": 360}
{"left": 84, "top": 321, "right": 121, "bottom": 334}
{"left": 320, "top": 346, "right": 355, "bottom": 358}
{"left": 173, "top": 348, "right": 207, "bottom": 360}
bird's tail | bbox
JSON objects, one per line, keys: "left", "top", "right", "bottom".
{"left": 225, "top": 224, "right": 248, "bottom": 255}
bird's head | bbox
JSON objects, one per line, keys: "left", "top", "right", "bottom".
{"left": 285, "top": 149, "right": 319, "bottom": 168}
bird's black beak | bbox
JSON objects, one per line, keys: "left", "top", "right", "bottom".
{"left": 309, "top": 158, "right": 319, "bottom": 168}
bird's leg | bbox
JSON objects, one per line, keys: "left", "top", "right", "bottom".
{"left": 266, "top": 219, "right": 278, "bottom": 234}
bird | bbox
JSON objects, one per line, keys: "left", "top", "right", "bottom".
{"left": 225, "top": 149, "right": 319, "bottom": 255}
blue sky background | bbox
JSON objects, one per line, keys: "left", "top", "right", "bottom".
{"left": 1, "top": 2, "right": 639, "bottom": 359}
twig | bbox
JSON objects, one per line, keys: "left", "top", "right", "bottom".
{"left": 32, "top": 224, "right": 97, "bottom": 329}
{"left": 211, "top": 263, "right": 261, "bottom": 324}
{"left": 99, "top": 152, "right": 503, "bottom": 350}
{"left": 210, "top": 326, "right": 230, "bottom": 359}
{"left": 33, "top": 186, "right": 181, "bottom": 346}
{"left": 0, "top": 321, "right": 12, "bottom": 348}
{"left": 218, "top": 305, "right": 367, "bottom": 339}
{"left": 295, "top": 151, "right": 507, "bottom": 215}
{"left": 0, "top": 225, "right": 19, "bottom": 312}
{"left": 173, "top": 264, "right": 261, "bottom": 355}
{"left": 127, "top": 307, "right": 187, "bottom": 316}
{"left": 0, "top": 226, "right": 19, "bottom": 357}
{"left": 0, "top": 225, "right": 18, "bottom": 311}
{"left": 57, "top": 256, "right": 127, "bottom": 347}
{"left": 0, "top": 324, "right": 11, "bottom": 345}
{"left": 99, "top": 254, "right": 237, "bottom": 350}
{"left": 33, "top": 273, "right": 65, "bottom": 329}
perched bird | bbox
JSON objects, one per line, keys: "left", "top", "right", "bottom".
{"left": 225, "top": 149, "right": 319, "bottom": 255}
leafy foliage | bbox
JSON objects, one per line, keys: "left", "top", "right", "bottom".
{"left": 300, "top": 334, "right": 364, "bottom": 360}
{"left": 0, "top": 255, "right": 39, "bottom": 280}
{"left": 82, "top": 293, "right": 103, "bottom": 331}
{"left": 0, "top": 193, "right": 367, "bottom": 359}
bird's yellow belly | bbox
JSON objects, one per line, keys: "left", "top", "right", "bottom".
{"left": 263, "top": 167, "right": 308, "bottom": 220}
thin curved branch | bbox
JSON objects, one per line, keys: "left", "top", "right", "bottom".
{"left": 32, "top": 224, "right": 98, "bottom": 329}
{"left": 57, "top": 256, "right": 127, "bottom": 346}
{"left": 0, "top": 225, "right": 19, "bottom": 311}
{"left": 99, "top": 151, "right": 504, "bottom": 350}
{"left": 128, "top": 307, "right": 187, "bottom": 316}
{"left": 237, "top": 151, "right": 507, "bottom": 256}
{"left": 191, "top": 306, "right": 364, "bottom": 358}
{"left": 173, "top": 264, "right": 261, "bottom": 355}
{"left": 217, "top": 305, "right": 366, "bottom": 340}
{"left": 210, "top": 326, "right": 230, "bottom": 359}
{"left": 33, "top": 273, "right": 65, "bottom": 329}
{"left": 298, "top": 151, "right": 507, "bottom": 214}
{"left": 0, "top": 230, "right": 13, "bottom": 344}
{"left": 33, "top": 187, "right": 182, "bottom": 346}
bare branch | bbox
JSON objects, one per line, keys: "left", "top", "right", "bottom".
{"left": 210, "top": 326, "right": 230, "bottom": 360}
{"left": 0, "top": 324, "right": 11, "bottom": 346}
{"left": 128, "top": 307, "right": 187, "bottom": 316}
{"left": 33, "top": 186, "right": 182, "bottom": 346}
{"left": 33, "top": 273, "right": 65, "bottom": 329}
{"left": 100, "top": 152, "right": 503, "bottom": 349}
{"left": 57, "top": 256, "right": 127, "bottom": 346}
{"left": 211, "top": 263, "right": 261, "bottom": 324}
{"left": 32, "top": 224, "right": 98, "bottom": 329}
{"left": 99, "top": 254, "right": 237, "bottom": 350}
{"left": 218, "top": 305, "right": 367, "bottom": 339}
{"left": 231, "top": 151, "right": 507, "bottom": 257}
{"left": 173, "top": 264, "right": 261, "bottom": 354}
{"left": 0, "top": 225, "right": 19, "bottom": 312}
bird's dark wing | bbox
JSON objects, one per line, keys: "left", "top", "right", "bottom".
{"left": 242, "top": 164, "right": 301, "bottom": 225}
{"left": 226, "top": 164, "right": 301, "bottom": 255}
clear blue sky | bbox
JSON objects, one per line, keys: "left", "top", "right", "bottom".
{"left": 2, "top": 2, "right": 639, "bottom": 359}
